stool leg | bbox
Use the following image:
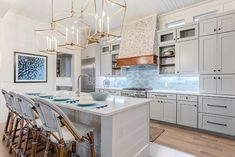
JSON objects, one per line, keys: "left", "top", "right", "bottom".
{"left": 9, "top": 117, "right": 20, "bottom": 154}
{"left": 15, "top": 119, "right": 24, "bottom": 156}
{"left": 22, "top": 127, "right": 30, "bottom": 156}
{"left": 59, "top": 143, "right": 65, "bottom": 157}
{"left": 6, "top": 113, "right": 15, "bottom": 147}
{"left": 31, "top": 128, "right": 39, "bottom": 157}
{"left": 2, "top": 111, "right": 11, "bottom": 142}
{"left": 44, "top": 140, "right": 51, "bottom": 157}
{"left": 87, "top": 132, "right": 95, "bottom": 157}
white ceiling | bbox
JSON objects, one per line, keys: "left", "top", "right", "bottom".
{"left": 0, "top": 0, "right": 209, "bottom": 27}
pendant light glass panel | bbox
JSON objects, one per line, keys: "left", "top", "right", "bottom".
{"left": 82, "top": 0, "right": 126, "bottom": 43}
{"left": 55, "top": 15, "right": 91, "bottom": 50}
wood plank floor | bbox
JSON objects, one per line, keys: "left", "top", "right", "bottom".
{"left": 1, "top": 122, "right": 235, "bottom": 157}
{"left": 151, "top": 121, "right": 235, "bottom": 157}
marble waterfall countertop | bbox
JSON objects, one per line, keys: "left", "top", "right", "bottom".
{"left": 27, "top": 92, "right": 151, "bottom": 116}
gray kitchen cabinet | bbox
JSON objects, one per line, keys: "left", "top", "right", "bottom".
{"left": 217, "top": 32, "right": 235, "bottom": 74}
{"left": 199, "top": 96, "right": 235, "bottom": 117}
{"left": 200, "top": 75, "right": 217, "bottom": 94}
{"left": 199, "top": 35, "right": 217, "bottom": 74}
{"left": 217, "top": 75, "right": 235, "bottom": 95}
{"left": 177, "top": 95, "right": 198, "bottom": 128}
{"left": 217, "top": 13, "right": 235, "bottom": 34}
{"left": 199, "top": 13, "right": 235, "bottom": 36}
{"left": 158, "top": 29, "right": 176, "bottom": 46}
{"left": 198, "top": 96, "right": 235, "bottom": 136}
{"left": 199, "top": 17, "right": 217, "bottom": 36}
{"left": 162, "top": 99, "right": 177, "bottom": 123}
{"left": 200, "top": 75, "right": 235, "bottom": 95}
{"left": 101, "top": 53, "right": 112, "bottom": 76}
{"left": 198, "top": 113, "right": 235, "bottom": 136}
{"left": 148, "top": 93, "right": 176, "bottom": 124}
{"left": 175, "top": 39, "right": 198, "bottom": 74}
{"left": 81, "top": 44, "right": 97, "bottom": 59}
{"left": 150, "top": 100, "right": 163, "bottom": 121}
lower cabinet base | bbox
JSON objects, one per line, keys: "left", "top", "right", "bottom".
{"left": 198, "top": 113, "right": 235, "bottom": 136}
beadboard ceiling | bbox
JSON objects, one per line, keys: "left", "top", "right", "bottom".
{"left": 0, "top": 0, "right": 210, "bottom": 27}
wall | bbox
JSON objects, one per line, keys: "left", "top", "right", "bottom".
{"left": 158, "top": 0, "right": 235, "bottom": 29}
{"left": 0, "top": 12, "right": 52, "bottom": 122}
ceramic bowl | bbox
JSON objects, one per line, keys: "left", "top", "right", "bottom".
{"left": 91, "top": 92, "right": 108, "bottom": 101}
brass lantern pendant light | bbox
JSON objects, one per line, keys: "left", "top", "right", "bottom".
{"left": 35, "top": 0, "right": 60, "bottom": 54}
{"left": 54, "top": 0, "right": 91, "bottom": 50}
{"left": 84, "top": 0, "right": 127, "bottom": 43}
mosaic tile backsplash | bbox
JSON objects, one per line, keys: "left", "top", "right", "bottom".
{"left": 96, "top": 65, "right": 199, "bottom": 91}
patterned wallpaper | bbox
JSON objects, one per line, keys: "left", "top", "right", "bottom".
{"left": 119, "top": 14, "right": 158, "bottom": 58}
{"left": 96, "top": 65, "right": 199, "bottom": 91}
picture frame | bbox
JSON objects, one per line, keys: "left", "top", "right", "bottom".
{"left": 14, "top": 52, "right": 48, "bottom": 83}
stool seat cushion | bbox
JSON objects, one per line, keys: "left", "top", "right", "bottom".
{"left": 50, "top": 122, "right": 94, "bottom": 143}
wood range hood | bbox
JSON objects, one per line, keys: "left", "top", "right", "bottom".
{"left": 117, "top": 54, "right": 158, "bottom": 67}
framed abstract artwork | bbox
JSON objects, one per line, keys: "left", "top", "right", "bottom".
{"left": 14, "top": 52, "right": 47, "bottom": 83}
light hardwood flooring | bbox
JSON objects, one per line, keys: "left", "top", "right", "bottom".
{"left": 151, "top": 121, "right": 235, "bottom": 157}
{"left": 0, "top": 122, "right": 235, "bottom": 157}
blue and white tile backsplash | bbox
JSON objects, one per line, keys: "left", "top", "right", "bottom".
{"left": 96, "top": 65, "right": 199, "bottom": 91}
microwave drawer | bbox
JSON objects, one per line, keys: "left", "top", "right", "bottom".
{"left": 147, "top": 92, "right": 176, "bottom": 100}
{"left": 198, "top": 113, "right": 235, "bottom": 136}
{"left": 199, "top": 96, "right": 235, "bottom": 117}
{"left": 177, "top": 95, "right": 198, "bottom": 102}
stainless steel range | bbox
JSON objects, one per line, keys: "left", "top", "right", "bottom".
{"left": 121, "top": 88, "right": 152, "bottom": 98}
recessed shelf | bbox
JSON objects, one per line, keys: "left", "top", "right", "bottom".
{"left": 160, "top": 55, "right": 175, "bottom": 58}
{"left": 160, "top": 63, "right": 175, "bottom": 67}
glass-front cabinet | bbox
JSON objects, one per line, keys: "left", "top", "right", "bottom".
{"left": 177, "top": 24, "right": 198, "bottom": 42}
{"left": 101, "top": 42, "right": 121, "bottom": 76}
{"left": 158, "top": 29, "right": 176, "bottom": 46}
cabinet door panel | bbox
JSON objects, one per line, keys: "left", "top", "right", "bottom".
{"left": 158, "top": 30, "right": 176, "bottom": 46}
{"left": 198, "top": 113, "right": 235, "bottom": 136}
{"left": 101, "top": 54, "right": 112, "bottom": 76}
{"left": 217, "top": 75, "right": 235, "bottom": 95}
{"left": 218, "top": 13, "right": 235, "bottom": 33}
{"left": 199, "top": 35, "right": 217, "bottom": 74}
{"left": 199, "top": 18, "right": 217, "bottom": 36}
{"left": 177, "top": 101, "right": 197, "bottom": 128}
{"left": 176, "top": 40, "right": 198, "bottom": 74}
{"left": 177, "top": 24, "right": 198, "bottom": 42}
{"left": 150, "top": 101, "right": 163, "bottom": 121}
{"left": 200, "top": 75, "right": 217, "bottom": 94}
{"left": 163, "top": 100, "right": 176, "bottom": 123}
{"left": 217, "top": 32, "right": 235, "bottom": 74}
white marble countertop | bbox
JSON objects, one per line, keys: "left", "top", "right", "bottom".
{"left": 28, "top": 92, "right": 151, "bottom": 116}
{"left": 97, "top": 88, "right": 235, "bottom": 98}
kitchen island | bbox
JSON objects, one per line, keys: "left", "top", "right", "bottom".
{"left": 31, "top": 93, "right": 151, "bottom": 157}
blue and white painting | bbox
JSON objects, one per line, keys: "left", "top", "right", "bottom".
{"left": 14, "top": 52, "right": 47, "bottom": 83}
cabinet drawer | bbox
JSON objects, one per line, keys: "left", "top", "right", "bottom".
{"left": 147, "top": 93, "right": 176, "bottom": 100}
{"left": 199, "top": 97, "right": 235, "bottom": 117}
{"left": 177, "top": 95, "right": 198, "bottom": 102}
{"left": 198, "top": 113, "right": 235, "bottom": 136}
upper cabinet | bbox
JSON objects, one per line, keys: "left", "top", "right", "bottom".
{"left": 175, "top": 39, "right": 198, "bottom": 74}
{"left": 176, "top": 24, "right": 198, "bottom": 42}
{"left": 199, "top": 11, "right": 235, "bottom": 95}
{"left": 218, "top": 14, "right": 235, "bottom": 33}
{"left": 199, "top": 31, "right": 235, "bottom": 75}
{"left": 199, "top": 13, "right": 235, "bottom": 36}
{"left": 199, "top": 18, "right": 217, "bottom": 36}
{"left": 158, "top": 29, "right": 176, "bottom": 46}
{"left": 158, "top": 23, "right": 199, "bottom": 75}
{"left": 81, "top": 44, "right": 97, "bottom": 59}
{"left": 100, "top": 42, "right": 121, "bottom": 76}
